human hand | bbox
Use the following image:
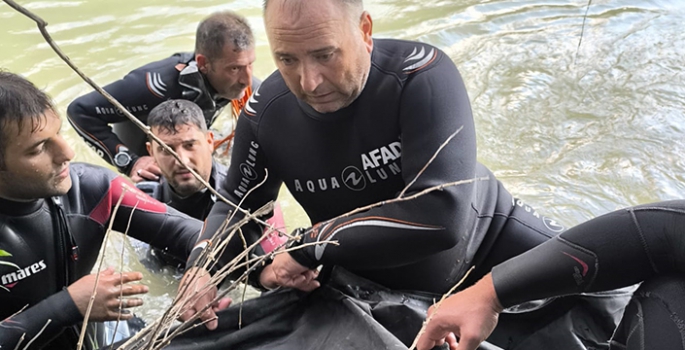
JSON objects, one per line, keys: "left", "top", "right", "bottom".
{"left": 66, "top": 267, "right": 148, "bottom": 322}
{"left": 261, "top": 252, "right": 320, "bottom": 292}
{"left": 129, "top": 156, "right": 161, "bottom": 182}
{"left": 177, "top": 267, "right": 232, "bottom": 330}
{"left": 417, "top": 274, "right": 503, "bottom": 350}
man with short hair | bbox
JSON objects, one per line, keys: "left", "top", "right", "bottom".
{"left": 67, "top": 10, "right": 260, "bottom": 183}
{"left": 179, "top": 1, "right": 625, "bottom": 344}
{"left": 137, "top": 99, "right": 285, "bottom": 271}
{"left": 0, "top": 71, "right": 205, "bottom": 350}
{"left": 141, "top": 99, "right": 225, "bottom": 220}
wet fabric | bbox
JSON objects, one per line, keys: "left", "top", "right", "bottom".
{"left": 610, "top": 274, "right": 685, "bottom": 350}
{"left": 118, "top": 267, "right": 632, "bottom": 350}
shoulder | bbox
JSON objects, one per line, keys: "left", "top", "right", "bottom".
{"left": 130, "top": 52, "right": 192, "bottom": 75}
{"left": 243, "top": 70, "right": 293, "bottom": 119}
{"left": 68, "top": 163, "right": 117, "bottom": 189}
{"left": 124, "top": 53, "right": 189, "bottom": 91}
{"left": 65, "top": 163, "right": 119, "bottom": 206}
{"left": 371, "top": 38, "right": 449, "bottom": 79}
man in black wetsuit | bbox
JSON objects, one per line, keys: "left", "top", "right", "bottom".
{"left": 0, "top": 72, "right": 206, "bottom": 349}
{"left": 178, "top": 0, "right": 590, "bottom": 335}
{"left": 417, "top": 200, "right": 685, "bottom": 350}
{"left": 136, "top": 99, "right": 285, "bottom": 271}
{"left": 139, "top": 99, "right": 227, "bottom": 221}
{"left": 67, "top": 11, "right": 260, "bottom": 183}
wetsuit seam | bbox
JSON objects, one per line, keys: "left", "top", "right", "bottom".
{"left": 500, "top": 213, "right": 555, "bottom": 239}
{"left": 628, "top": 208, "right": 660, "bottom": 274}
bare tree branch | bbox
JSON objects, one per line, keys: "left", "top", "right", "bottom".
{"left": 408, "top": 266, "right": 475, "bottom": 350}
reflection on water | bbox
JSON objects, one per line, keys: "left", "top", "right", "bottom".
{"left": 2, "top": 0, "right": 685, "bottom": 322}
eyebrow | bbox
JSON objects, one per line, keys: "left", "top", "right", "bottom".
{"left": 274, "top": 46, "right": 336, "bottom": 57}
{"left": 157, "top": 138, "right": 198, "bottom": 147}
{"left": 308, "top": 46, "right": 336, "bottom": 55}
{"left": 27, "top": 137, "right": 50, "bottom": 150}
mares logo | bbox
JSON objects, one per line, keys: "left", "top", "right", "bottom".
{"left": 0, "top": 259, "right": 47, "bottom": 292}
{"left": 562, "top": 252, "right": 588, "bottom": 286}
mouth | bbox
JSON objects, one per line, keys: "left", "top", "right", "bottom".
{"left": 307, "top": 92, "right": 335, "bottom": 102}
{"left": 55, "top": 166, "right": 70, "bottom": 180}
{"left": 174, "top": 169, "right": 196, "bottom": 180}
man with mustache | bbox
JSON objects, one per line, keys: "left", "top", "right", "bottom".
{"left": 67, "top": 11, "right": 259, "bottom": 183}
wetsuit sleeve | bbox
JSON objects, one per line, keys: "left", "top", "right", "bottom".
{"left": 0, "top": 289, "right": 81, "bottom": 349}
{"left": 66, "top": 68, "right": 164, "bottom": 174}
{"left": 289, "top": 53, "right": 479, "bottom": 269}
{"left": 187, "top": 113, "right": 282, "bottom": 280}
{"left": 87, "top": 174, "right": 201, "bottom": 261}
{"left": 492, "top": 200, "right": 685, "bottom": 308}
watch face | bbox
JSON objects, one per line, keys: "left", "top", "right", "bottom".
{"left": 114, "top": 152, "right": 131, "bottom": 168}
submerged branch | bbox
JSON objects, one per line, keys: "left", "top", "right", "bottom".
{"left": 575, "top": 0, "right": 593, "bottom": 64}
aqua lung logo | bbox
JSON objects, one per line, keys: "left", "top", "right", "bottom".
{"left": 403, "top": 46, "right": 437, "bottom": 73}
{"left": 245, "top": 87, "right": 260, "bottom": 115}
{"left": 240, "top": 163, "right": 258, "bottom": 181}
{"left": 94, "top": 104, "right": 149, "bottom": 116}
{"left": 292, "top": 141, "right": 402, "bottom": 194}
{"left": 543, "top": 217, "right": 565, "bottom": 233}
{"left": 512, "top": 198, "right": 565, "bottom": 233}
{"left": 234, "top": 141, "right": 260, "bottom": 199}
{"left": 342, "top": 166, "right": 366, "bottom": 191}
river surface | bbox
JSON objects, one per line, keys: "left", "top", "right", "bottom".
{"left": 1, "top": 0, "right": 685, "bottom": 323}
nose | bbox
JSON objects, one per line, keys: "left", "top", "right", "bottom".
{"left": 174, "top": 149, "right": 191, "bottom": 168}
{"left": 239, "top": 65, "right": 252, "bottom": 86}
{"left": 300, "top": 62, "right": 323, "bottom": 94}
{"left": 54, "top": 135, "right": 75, "bottom": 164}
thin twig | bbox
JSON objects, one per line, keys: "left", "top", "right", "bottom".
{"left": 1, "top": 0, "right": 283, "bottom": 236}
{"left": 109, "top": 202, "right": 139, "bottom": 350}
{"left": 21, "top": 319, "right": 52, "bottom": 350}
{"left": 408, "top": 266, "right": 475, "bottom": 350}
{"left": 575, "top": 0, "right": 593, "bottom": 64}
{"left": 12, "top": 333, "right": 25, "bottom": 350}
{"left": 398, "top": 126, "right": 464, "bottom": 198}
{"left": 76, "top": 189, "right": 127, "bottom": 350}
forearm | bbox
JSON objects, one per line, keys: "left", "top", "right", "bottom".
{"left": 67, "top": 94, "right": 134, "bottom": 171}
{"left": 289, "top": 190, "right": 468, "bottom": 269}
{"left": 492, "top": 200, "right": 685, "bottom": 307}
{"left": 0, "top": 290, "right": 81, "bottom": 348}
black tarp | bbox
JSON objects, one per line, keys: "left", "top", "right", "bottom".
{"left": 118, "top": 267, "right": 634, "bottom": 350}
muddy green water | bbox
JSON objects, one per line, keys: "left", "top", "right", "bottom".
{"left": 1, "top": 0, "right": 685, "bottom": 322}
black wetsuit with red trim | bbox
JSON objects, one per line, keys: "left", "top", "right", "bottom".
{"left": 190, "top": 38, "right": 566, "bottom": 294}
{"left": 66, "top": 52, "right": 260, "bottom": 175}
{"left": 0, "top": 163, "right": 201, "bottom": 350}
{"left": 492, "top": 200, "right": 685, "bottom": 349}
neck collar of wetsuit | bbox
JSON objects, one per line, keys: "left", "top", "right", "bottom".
{"left": 0, "top": 196, "right": 45, "bottom": 216}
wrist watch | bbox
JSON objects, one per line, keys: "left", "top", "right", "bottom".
{"left": 113, "top": 146, "right": 132, "bottom": 170}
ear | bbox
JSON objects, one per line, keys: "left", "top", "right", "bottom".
{"left": 206, "top": 131, "right": 214, "bottom": 144}
{"left": 359, "top": 11, "right": 373, "bottom": 53}
{"left": 146, "top": 141, "right": 152, "bottom": 156}
{"left": 196, "top": 53, "right": 209, "bottom": 74}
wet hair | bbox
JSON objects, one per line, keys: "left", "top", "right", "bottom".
{"left": 0, "top": 70, "right": 53, "bottom": 169}
{"left": 263, "top": 0, "right": 363, "bottom": 19}
{"left": 195, "top": 11, "right": 254, "bottom": 61}
{"left": 147, "top": 99, "right": 207, "bottom": 139}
